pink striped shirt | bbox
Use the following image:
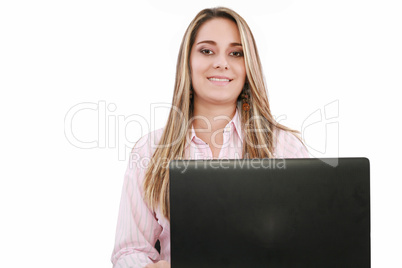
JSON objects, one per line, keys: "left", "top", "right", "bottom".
{"left": 111, "top": 111, "right": 309, "bottom": 267}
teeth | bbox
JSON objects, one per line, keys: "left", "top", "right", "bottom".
{"left": 208, "top": 78, "right": 230, "bottom": 82}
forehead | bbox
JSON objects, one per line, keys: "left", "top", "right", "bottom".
{"left": 194, "top": 18, "right": 241, "bottom": 44}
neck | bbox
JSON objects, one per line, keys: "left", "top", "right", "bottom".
{"left": 192, "top": 102, "right": 236, "bottom": 132}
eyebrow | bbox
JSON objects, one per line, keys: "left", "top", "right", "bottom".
{"left": 196, "top": 40, "right": 242, "bottom": 47}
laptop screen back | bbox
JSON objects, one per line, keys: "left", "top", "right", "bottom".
{"left": 169, "top": 158, "right": 370, "bottom": 268}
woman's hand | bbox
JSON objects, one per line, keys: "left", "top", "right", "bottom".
{"left": 145, "top": 260, "right": 170, "bottom": 268}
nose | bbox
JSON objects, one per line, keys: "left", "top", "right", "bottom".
{"left": 213, "top": 54, "right": 229, "bottom": 70}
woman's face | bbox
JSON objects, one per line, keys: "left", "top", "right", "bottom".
{"left": 190, "top": 18, "right": 246, "bottom": 107}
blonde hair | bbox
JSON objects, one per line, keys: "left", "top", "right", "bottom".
{"left": 143, "top": 7, "right": 300, "bottom": 220}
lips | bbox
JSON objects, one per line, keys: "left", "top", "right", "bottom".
{"left": 207, "top": 76, "right": 232, "bottom": 86}
{"left": 207, "top": 76, "right": 232, "bottom": 82}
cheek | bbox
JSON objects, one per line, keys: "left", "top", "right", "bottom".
{"left": 234, "top": 65, "right": 246, "bottom": 95}
{"left": 191, "top": 56, "right": 208, "bottom": 75}
{"left": 190, "top": 57, "right": 201, "bottom": 79}
{"left": 191, "top": 61, "right": 209, "bottom": 90}
{"left": 239, "top": 64, "right": 247, "bottom": 80}
{"left": 231, "top": 59, "right": 246, "bottom": 80}
{"left": 235, "top": 66, "right": 246, "bottom": 86}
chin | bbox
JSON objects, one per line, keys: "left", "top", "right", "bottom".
{"left": 207, "top": 96, "right": 238, "bottom": 106}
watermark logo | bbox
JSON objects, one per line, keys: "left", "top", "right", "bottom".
{"left": 64, "top": 100, "right": 149, "bottom": 160}
{"left": 301, "top": 100, "right": 339, "bottom": 167}
{"left": 64, "top": 100, "right": 340, "bottom": 166}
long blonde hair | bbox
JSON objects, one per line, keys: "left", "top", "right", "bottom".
{"left": 143, "top": 7, "right": 299, "bottom": 220}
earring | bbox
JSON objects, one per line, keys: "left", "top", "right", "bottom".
{"left": 241, "top": 90, "right": 250, "bottom": 112}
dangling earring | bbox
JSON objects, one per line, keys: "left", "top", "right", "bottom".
{"left": 189, "top": 86, "right": 193, "bottom": 100}
{"left": 241, "top": 88, "right": 250, "bottom": 112}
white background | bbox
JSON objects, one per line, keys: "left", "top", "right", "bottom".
{"left": 1, "top": 0, "right": 401, "bottom": 267}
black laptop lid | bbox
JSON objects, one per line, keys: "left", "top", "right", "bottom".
{"left": 169, "top": 158, "right": 370, "bottom": 268}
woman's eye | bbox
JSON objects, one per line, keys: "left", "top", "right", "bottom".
{"left": 201, "top": 49, "right": 213, "bottom": 55}
{"left": 230, "top": 51, "right": 244, "bottom": 57}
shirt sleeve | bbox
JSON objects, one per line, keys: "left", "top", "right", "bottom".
{"left": 111, "top": 136, "right": 163, "bottom": 268}
{"left": 274, "top": 129, "right": 310, "bottom": 158}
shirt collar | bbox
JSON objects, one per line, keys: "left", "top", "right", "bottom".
{"left": 231, "top": 108, "right": 243, "bottom": 142}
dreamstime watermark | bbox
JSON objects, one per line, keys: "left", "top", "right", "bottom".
{"left": 64, "top": 100, "right": 340, "bottom": 166}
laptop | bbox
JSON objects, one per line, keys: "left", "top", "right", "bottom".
{"left": 169, "top": 158, "right": 370, "bottom": 268}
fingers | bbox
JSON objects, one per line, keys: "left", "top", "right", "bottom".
{"left": 145, "top": 260, "right": 170, "bottom": 268}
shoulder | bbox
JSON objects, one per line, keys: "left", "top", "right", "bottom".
{"left": 127, "top": 128, "right": 165, "bottom": 173}
{"left": 124, "top": 128, "right": 165, "bottom": 190}
{"left": 273, "top": 128, "right": 309, "bottom": 158}
{"left": 131, "top": 128, "right": 165, "bottom": 157}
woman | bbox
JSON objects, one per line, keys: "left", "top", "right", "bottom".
{"left": 111, "top": 7, "right": 308, "bottom": 268}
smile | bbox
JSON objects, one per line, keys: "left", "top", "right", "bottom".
{"left": 207, "top": 76, "right": 232, "bottom": 86}
{"left": 208, "top": 77, "right": 231, "bottom": 82}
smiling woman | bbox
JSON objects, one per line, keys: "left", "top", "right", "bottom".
{"left": 111, "top": 7, "right": 309, "bottom": 268}
{"left": 190, "top": 18, "right": 246, "bottom": 109}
